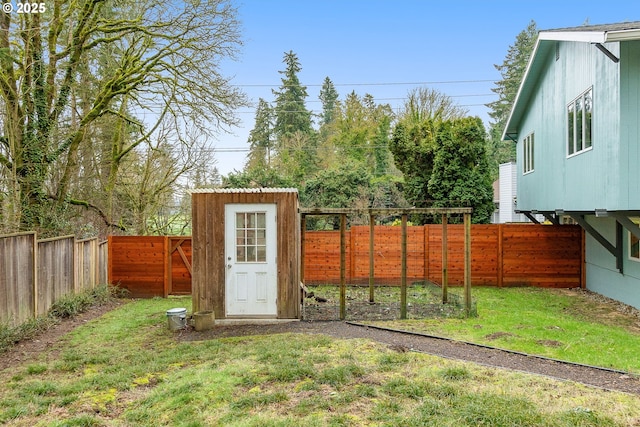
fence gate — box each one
[168,237,192,295]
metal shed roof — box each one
[189,188,298,194]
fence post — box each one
[92,238,98,289]
[107,235,113,287]
[369,212,375,303]
[497,224,504,287]
[32,232,38,320]
[164,236,170,298]
[581,227,586,288]
[424,225,429,286]
[300,214,306,290]
[349,224,356,284]
[441,214,448,304]
[73,238,79,293]
[340,213,346,320]
[464,212,472,316]
[400,213,407,319]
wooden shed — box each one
[191,188,300,320]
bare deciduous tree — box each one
[0,0,246,234]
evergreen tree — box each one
[270,51,317,184]
[318,77,339,127]
[428,117,495,223]
[246,98,274,170]
[272,51,313,138]
[487,20,538,169]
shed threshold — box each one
[215,319,300,326]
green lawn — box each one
[1,288,640,426]
[365,286,640,373]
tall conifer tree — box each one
[271,51,317,183]
[272,51,313,138]
[246,98,273,170]
[318,77,339,127]
[487,20,538,167]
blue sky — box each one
[214,0,639,175]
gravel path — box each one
[181,320,640,395]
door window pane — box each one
[236,213,245,228]
[235,211,267,263]
[237,246,245,262]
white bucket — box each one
[166,308,187,331]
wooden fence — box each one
[108,236,192,298]
[106,223,583,300]
[0,232,108,327]
[304,224,584,288]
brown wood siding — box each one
[304,224,583,288]
[191,191,300,319]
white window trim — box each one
[566,87,593,158]
[523,132,534,175]
[629,218,640,262]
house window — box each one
[523,132,534,174]
[567,88,593,156]
[629,218,640,262]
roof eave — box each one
[539,31,606,43]
[501,38,551,142]
[606,28,640,42]
[538,28,640,43]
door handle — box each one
[227,264,232,269]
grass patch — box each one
[1,295,640,426]
[0,285,119,354]
[368,286,640,373]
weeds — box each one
[0,316,57,353]
[0,285,119,353]
[49,284,115,318]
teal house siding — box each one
[504,22,640,310]
[585,217,640,309]
[621,41,640,209]
[516,40,622,211]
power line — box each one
[232,103,493,114]
[234,79,496,88]
[131,102,496,116]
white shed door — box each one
[225,204,277,316]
